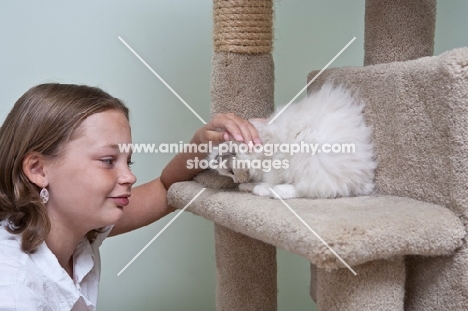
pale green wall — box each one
[0,1,466,310]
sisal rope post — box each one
[213,0,273,54]
[211,0,275,120]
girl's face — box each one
[44,110,136,234]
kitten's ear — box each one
[207,146,220,163]
[233,169,251,184]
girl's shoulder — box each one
[0,220,25,257]
[0,239,48,310]
[0,221,38,281]
[0,221,48,308]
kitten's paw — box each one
[252,184,272,197]
[238,183,257,193]
[270,184,299,199]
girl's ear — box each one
[22,153,48,187]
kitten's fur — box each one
[209,83,376,199]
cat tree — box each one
[168,0,468,309]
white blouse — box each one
[0,221,112,311]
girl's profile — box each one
[0,83,260,310]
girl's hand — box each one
[192,113,263,146]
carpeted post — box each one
[215,225,277,311]
[211,0,276,310]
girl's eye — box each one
[101,158,114,166]
[127,160,134,167]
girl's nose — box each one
[119,166,137,185]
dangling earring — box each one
[40,184,49,204]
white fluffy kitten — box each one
[209,83,376,199]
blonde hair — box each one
[0,83,129,253]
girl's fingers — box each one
[204,113,263,146]
[223,113,262,144]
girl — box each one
[0,83,260,310]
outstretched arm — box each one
[109,113,261,236]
